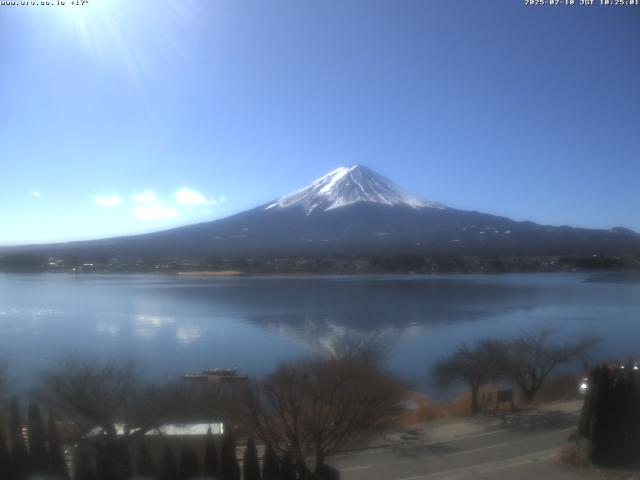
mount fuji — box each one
[6,165,640,260]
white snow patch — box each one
[265,166,445,215]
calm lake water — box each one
[0,272,639,394]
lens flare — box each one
[37,0,200,89]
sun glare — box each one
[38,0,199,88]
[53,0,128,42]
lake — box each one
[0,272,639,395]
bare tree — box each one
[504,329,599,402]
[35,354,202,480]
[432,339,507,413]
[243,354,406,479]
[36,354,141,438]
[36,354,194,439]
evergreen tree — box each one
[137,439,156,478]
[160,446,178,480]
[74,447,96,480]
[203,426,219,479]
[48,414,70,479]
[589,366,614,465]
[95,440,118,480]
[179,444,199,480]
[116,441,132,480]
[0,425,12,480]
[242,437,260,480]
[279,451,296,480]
[27,402,49,475]
[220,431,240,480]
[261,443,279,480]
[581,363,640,468]
[314,464,340,480]
[10,398,29,480]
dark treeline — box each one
[0,254,50,272]
[0,400,68,480]
[0,404,331,480]
[1,252,638,274]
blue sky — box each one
[1,0,638,245]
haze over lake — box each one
[1,272,638,394]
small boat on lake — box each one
[183,368,248,381]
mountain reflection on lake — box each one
[0,273,638,394]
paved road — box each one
[329,407,588,480]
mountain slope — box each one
[4,166,640,259]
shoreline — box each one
[176,270,247,277]
[0,269,639,280]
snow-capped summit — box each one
[266,165,445,214]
